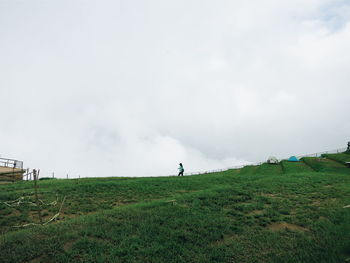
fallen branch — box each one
[3,196,58,207]
[13,223,41,228]
[4,197,24,207]
[12,196,66,228]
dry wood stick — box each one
[33,169,43,224]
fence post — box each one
[12,165,15,182]
[33,169,43,224]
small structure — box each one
[0,157,25,182]
[288,156,299,162]
[347,141,350,151]
[267,156,279,164]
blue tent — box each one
[288,156,299,162]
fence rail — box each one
[296,147,348,158]
[0,157,23,169]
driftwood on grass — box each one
[4,167,67,228]
[3,196,58,207]
[13,196,66,228]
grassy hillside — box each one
[302,157,350,173]
[280,160,314,173]
[0,153,349,263]
[322,153,350,165]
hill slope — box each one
[0,153,350,263]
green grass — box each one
[322,153,350,165]
[0,171,241,234]
[0,153,350,263]
[256,163,283,175]
[238,165,259,175]
[281,160,314,173]
[302,157,350,174]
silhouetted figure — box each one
[178,163,184,176]
[347,141,350,151]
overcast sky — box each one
[0,0,349,178]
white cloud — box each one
[0,0,349,177]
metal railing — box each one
[296,147,348,158]
[0,157,23,169]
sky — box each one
[0,0,349,178]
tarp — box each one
[288,156,299,162]
[267,156,278,164]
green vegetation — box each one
[0,153,349,262]
[237,165,259,175]
[322,153,350,165]
[302,157,350,174]
[256,163,283,175]
[281,160,314,173]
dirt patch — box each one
[312,200,322,206]
[290,210,297,215]
[176,190,198,193]
[87,235,114,245]
[28,211,40,221]
[0,181,12,184]
[120,199,135,205]
[267,222,309,232]
[283,194,299,198]
[88,236,108,242]
[28,210,53,220]
[8,209,21,217]
[261,193,278,198]
[247,210,264,216]
[324,185,332,188]
[63,240,75,252]
[213,235,238,246]
[240,201,254,205]
[27,255,45,263]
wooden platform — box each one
[0,166,25,181]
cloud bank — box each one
[0,0,349,177]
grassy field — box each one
[322,153,350,165]
[280,160,314,173]
[302,157,350,174]
[0,153,349,262]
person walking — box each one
[178,163,184,176]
